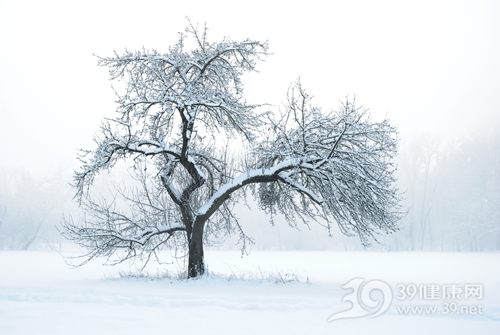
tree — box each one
[62,22,402,278]
[435,131,500,251]
[0,167,69,250]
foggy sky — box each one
[1,0,499,178]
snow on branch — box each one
[65,22,402,276]
[63,166,187,267]
[248,81,402,245]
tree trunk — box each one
[187,222,205,278]
[408,217,415,251]
[496,229,500,250]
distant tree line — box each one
[1,124,498,253]
[0,167,72,250]
[380,127,500,251]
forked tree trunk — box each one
[187,222,205,278]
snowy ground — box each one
[1,249,499,334]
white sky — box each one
[1,0,499,178]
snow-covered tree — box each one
[62,23,402,278]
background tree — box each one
[385,122,500,253]
[62,22,402,278]
[435,132,500,251]
[0,167,70,250]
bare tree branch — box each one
[63,21,402,278]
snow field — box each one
[0,250,499,334]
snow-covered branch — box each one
[65,22,402,277]
[249,82,402,245]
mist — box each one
[1,0,499,252]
